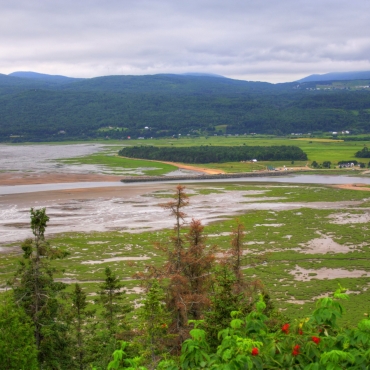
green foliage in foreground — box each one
[0,293,38,369]
[118,145,308,163]
[107,287,370,369]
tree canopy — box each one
[118,145,308,163]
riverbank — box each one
[121,170,300,183]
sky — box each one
[1,0,370,83]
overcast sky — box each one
[1,0,370,83]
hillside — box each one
[0,73,369,141]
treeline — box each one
[118,145,308,163]
[2,187,370,369]
[355,146,370,158]
[1,74,370,142]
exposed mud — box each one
[330,183,370,192]
[255,223,284,227]
[328,212,370,225]
[81,256,151,264]
[297,232,358,254]
[0,186,365,245]
[0,143,109,175]
[290,265,370,281]
[0,246,20,254]
[0,172,123,186]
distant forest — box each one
[0,73,370,142]
[118,145,308,163]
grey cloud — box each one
[1,0,370,82]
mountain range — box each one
[0,71,369,142]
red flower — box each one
[292,345,300,356]
[312,336,320,344]
[161,323,168,328]
[298,329,303,335]
[282,323,290,334]
[251,347,259,356]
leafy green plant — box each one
[107,341,147,370]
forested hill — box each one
[0,72,370,142]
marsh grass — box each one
[58,153,177,176]
[1,182,370,324]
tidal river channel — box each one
[2,174,370,195]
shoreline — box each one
[120,170,300,183]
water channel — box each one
[1,174,370,195]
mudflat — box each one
[0,172,123,186]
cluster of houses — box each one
[338,162,355,168]
[332,130,350,135]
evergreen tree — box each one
[205,221,265,350]
[91,267,132,369]
[138,280,172,367]
[11,208,70,367]
[0,292,38,369]
[70,283,96,370]
[97,267,130,335]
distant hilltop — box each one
[298,71,370,83]
[8,71,226,82]
[7,70,370,84]
[8,71,82,84]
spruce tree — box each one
[70,283,96,370]
[91,267,132,368]
[12,207,70,367]
[138,280,171,367]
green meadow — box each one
[52,136,370,174]
[59,152,177,176]
[2,182,370,326]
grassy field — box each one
[2,182,370,326]
[134,136,370,164]
[45,136,370,175]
